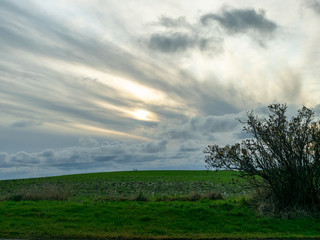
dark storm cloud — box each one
[148,33,195,53]
[158,16,190,28]
[201,8,277,35]
[147,15,223,53]
[149,16,200,53]
[306,0,320,15]
[148,7,278,53]
[148,32,222,53]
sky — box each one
[1,0,320,179]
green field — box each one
[0,170,320,239]
[0,170,247,201]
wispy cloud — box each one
[10,120,43,128]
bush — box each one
[187,192,202,201]
[205,191,223,200]
[134,192,149,202]
[7,183,70,201]
[155,191,223,201]
[204,104,320,213]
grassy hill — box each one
[0,170,320,239]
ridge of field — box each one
[0,170,247,200]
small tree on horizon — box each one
[204,103,320,212]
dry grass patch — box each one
[7,183,70,201]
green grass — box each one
[1,200,320,239]
[0,170,320,239]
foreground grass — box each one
[1,170,320,239]
[1,199,320,239]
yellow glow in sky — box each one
[133,110,149,120]
[130,109,159,122]
[74,124,150,141]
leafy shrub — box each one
[9,194,23,201]
[187,192,202,201]
[204,104,320,213]
[134,192,149,202]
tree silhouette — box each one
[204,104,320,212]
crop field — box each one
[0,170,248,201]
[1,170,320,239]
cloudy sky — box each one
[1,0,320,179]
